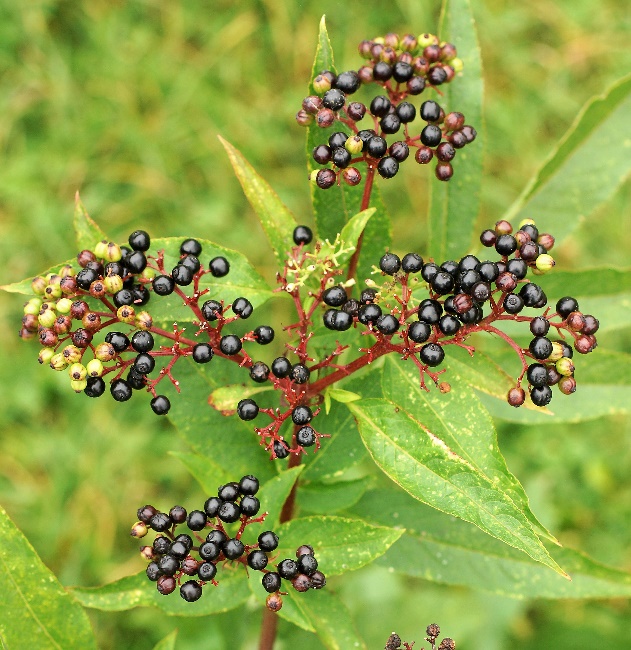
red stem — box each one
[346,166,376,282]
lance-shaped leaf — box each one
[504,74,631,244]
[168,450,232,494]
[353,488,631,599]
[153,631,178,650]
[208,383,274,414]
[74,192,110,251]
[219,136,297,267]
[297,478,368,515]
[71,571,249,616]
[305,16,391,282]
[275,516,404,575]
[251,465,304,533]
[0,259,75,295]
[347,399,566,575]
[428,0,484,260]
[0,505,97,649]
[381,355,555,541]
[335,208,375,266]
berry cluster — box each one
[132,475,325,609]
[22,231,276,415]
[385,623,455,650]
[296,31,475,185]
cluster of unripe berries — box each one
[131,475,325,608]
[21,230,276,415]
[385,623,455,650]
[296,32,475,185]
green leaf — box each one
[305,17,391,283]
[145,237,274,325]
[167,359,276,484]
[168,451,232,494]
[335,208,376,266]
[219,136,297,267]
[297,478,367,515]
[481,348,631,423]
[347,398,565,575]
[0,259,76,295]
[275,515,404,575]
[153,630,178,650]
[326,387,362,404]
[428,0,484,261]
[505,74,631,243]
[354,488,631,599]
[256,465,304,532]
[71,570,250,616]
[74,192,109,251]
[0,505,96,649]
[380,356,555,541]
[208,384,274,414]
[287,589,367,650]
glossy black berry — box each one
[192,343,214,364]
[376,314,399,335]
[531,385,553,407]
[506,258,528,279]
[529,336,553,360]
[187,510,208,531]
[380,114,401,134]
[530,316,550,336]
[277,559,298,580]
[180,581,202,602]
[478,261,499,282]
[458,269,481,292]
[218,483,240,501]
[419,343,445,367]
[254,325,274,345]
[373,61,393,81]
[201,299,222,321]
[503,293,524,314]
[273,440,290,459]
[129,230,150,251]
[380,253,401,275]
[370,95,391,117]
[125,251,147,274]
[198,562,217,582]
[153,535,171,554]
[418,299,442,323]
[440,260,458,275]
[313,144,332,164]
[131,330,154,353]
[291,364,310,384]
[328,132,347,149]
[239,475,260,496]
[169,540,189,559]
[258,530,279,552]
[439,315,460,336]
[150,395,171,415]
[420,124,442,147]
[331,147,351,168]
[323,286,348,307]
[209,256,230,277]
[203,497,223,518]
[247,549,268,571]
[431,271,455,295]
[262,572,281,593]
[84,376,106,398]
[334,70,361,94]
[240,495,260,517]
[296,426,316,447]
[232,297,253,319]
[393,59,414,82]
[401,253,423,273]
[170,507,188,525]
[171,264,193,286]
[158,555,180,576]
[178,239,200,256]
[495,234,518,256]
[134,353,155,375]
[527,363,548,388]
[146,562,161,581]
[218,501,241,523]
[358,303,382,324]
[389,141,410,161]
[237,399,259,421]
[421,262,440,283]
[113,289,134,308]
[150,512,173,533]
[292,406,313,425]
[420,100,441,122]
[152,275,175,296]
[249,361,270,383]
[297,554,318,576]
[556,296,579,318]
[360,288,377,304]
[223,538,245,560]
[206,529,228,545]
[110,378,132,402]
[271,357,291,378]
[366,136,388,158]
[127,368,146,390]
[132,284,151,306]
[408,321,431,343]
[220,335,242,356]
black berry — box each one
[220,335,242,356]
[419,343,445,367]
[110,379,132,402]
[180,581,202,602]
[209,256,230,277]
[258,530,279,552]
[150,395,171,415]
[152,275,175,296]
[180,239,202,256]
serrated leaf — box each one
[505,74,631,243]
[153,630,178,650]
[381,356,555,542]
[256,465,304,532]
[429,0,484,261]
[297,478,367,515]
[145,237,274,325]
[167,360,275,484]
[219,136,297,267]
[275,515,404,575]
[348,397,565,575]
[71,571,249,616]
[208,384,274,414]
[0,505,97,649]
[74,192,110,251]
[0,259,76,295]
[354,488,631,599]
[287,589,367,650]
[305,17,391,283]
[168,451,232,494]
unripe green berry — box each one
[313,74,332,94]
[548,342,565,362]
[38,348,55,365]
[23,300,41,316]
[59,264,74,278]
[50,353,68,371]
[345,135,363,154]
[141,267,156,281]
[31,276,47,295]
[95,343,117,362]
[104,242,122,262]
[103,275,124,294]
[418,33,438,48]
[136,311,153,330]
[450,57,464,73]
[62,345,82,364]
[535,254,555,273]
[70,378,88,393]
[94,240,108,258]
[518,218,536,229]
[56,298,73,314]
[38,309,57,328]
[86,358,104,377]
[68,363,87,381]
[555,357,575,377]
[44,283,62,300]
[130,521,148,538]
[117,305,136,324]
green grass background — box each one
[0,1,630,648]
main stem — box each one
[346,166,376,282]
[258,444,302,650]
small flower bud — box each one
[38,347,55,365]
[103,275,124,294]
[70,378,88,393]
[438,639,456,650]
[313,74,332,94]
[56,298,73,314]
[535,254,555,273]
[400,33,418,52]
[31,276,47,295]
[62,345,82,363]
[95,342,117,362]
[117,305,136,324]
[135,311,153,330]
[556,357,575,376]
[59,264,74,278]
[50,353,68,371]
[130,521,148,538]
[104,242,122,262]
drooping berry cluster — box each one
[296,32,476,185]
[131,475,325,609]
[22,231,276,415]
[385,624,455,650]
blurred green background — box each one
[0,1,630,648]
